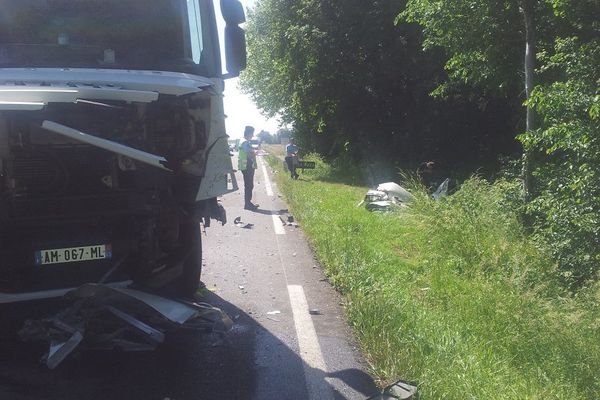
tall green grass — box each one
[267,154,600,399]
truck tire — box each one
[177,222,203,298]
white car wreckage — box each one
[360,180,450,212]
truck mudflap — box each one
[18,284,233,369]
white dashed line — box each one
[287,285,334,400]
[259,157,285,235]
[272,214,286,235]
[263,159,331,398]
[260,158,274,197]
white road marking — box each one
[259,157,285,235]
[272,214,286,235]
[266,180,332,398]
[287,284,334,400]
[260,158,274,197]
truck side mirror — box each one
[221,0,245,25]
[224,26,247,78]
[221,0,247,78]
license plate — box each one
[34,244,112,266]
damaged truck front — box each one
[0,0,246,306]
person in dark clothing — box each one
[284,137,299,179]
[238,126,259,210]
[417,161,435,189]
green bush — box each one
[521,37,600,287]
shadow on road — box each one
[0,292,376,400]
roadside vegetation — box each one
[268,154,599,399]
[247,0,599,397]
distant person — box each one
[285,138,299,179]
[238,126,259,210]
[417,161,435,189]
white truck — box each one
[0,0,246,304]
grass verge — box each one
[267,153,600,399]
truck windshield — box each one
[0,0,221,77]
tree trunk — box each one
[521,0,536,201]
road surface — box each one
[0,153,377,400]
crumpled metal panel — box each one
[19,284,233,369]
[195,78,238,200]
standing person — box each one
[416,161,435,189]
[285,137,299,179]
[238,126,259,210]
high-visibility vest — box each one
[238,141,256,171]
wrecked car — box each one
[360,180,450,212]
[359,182,415,212]
[0,0,247,306]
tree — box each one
[402,0,600,285]
[520,1,600,285]
[257,130,275,144]
[242,0,521,175]
[400,0,557,198]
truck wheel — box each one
[177,222,203,298]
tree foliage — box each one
[523,12,600,285]
[241,0,521,180]
[401,0,600,284]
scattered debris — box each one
[278,211,299,227]
[366,380,418,400]
[234,216,254,229]
[18,284,232,369]
[432,178,450,200]
[309,309,322,316]
[238,285,245,290]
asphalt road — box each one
[0,153,377,400]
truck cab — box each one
[0,0,246,302]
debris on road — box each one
[309,309,323,316]
[366,379,418,399]
[278,211,299,227]
[233,216,254,229]
[266,310,281,315]
[18,284,233,369]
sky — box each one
[214,0,281,139]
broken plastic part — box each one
[432,178,450,200]
[42,121,171,172]
[366,379,418,400]
[19,284,233,368]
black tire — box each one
[177,222,203,298]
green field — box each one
[267,153,600,399]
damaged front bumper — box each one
[18,283,232,369]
